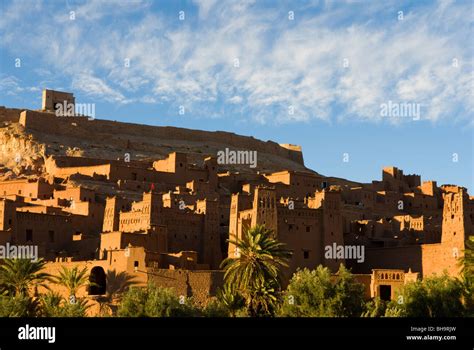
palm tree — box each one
[53,266,90,300]
[247,281,278,316]
[39,291,63,317]
[0,258,51,297]
[217,284,245,317]
[458,273,474,316]
[39,291,91,317]
[96,269,138,316]
[461,238,474,277]
[220,225,292,316]
[459,238,474,315]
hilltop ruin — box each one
[0,90,472,312]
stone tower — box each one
[441,186,470,261]
[41,89,75,113]
[103,196,129,232]
[196,199,222,269]
[310,187,345,272]
[204,156,218,189]
[251,186,278,233]
[142,191,162,227]
[227,187,277,259]
[229,193,241,244]
[228,193,243,259]
[0,199,16,234]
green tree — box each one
[58,298,90,317]
[53,266,90,300]
[461,238,474,277]
[459,273,474,316]
[0,295,38,317]
[332,265,366,316]
[216,284,245,317]
[247,280,280,316]
[362,297,387,317]
[459,238,474,315]
[0,259,51,297]
[117,284,199,317]
[96,269,138,316]
[39,291,90,317]
[201,297,230,317]
[279,264,365,317]
[39,291,63,317]
[220,225,292,316]
[388,274,465,317]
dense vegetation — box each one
[0,232,472,317]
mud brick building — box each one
[0,90,472,311]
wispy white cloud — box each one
[71,73,126,103]
[0,75,41,96]
[228,96,243,104]
[0,0,471,124]
[62,0,151,22]
[0,76,23,95]
[192,0,219,20]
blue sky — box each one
[0,0,472,191]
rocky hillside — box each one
[0,122,46,178]
[0,108,316,180]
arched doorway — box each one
[88,266,106,295]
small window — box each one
[26,229,33,241]
[306,226,310,232]
[303,250,309,259]
[48,230,55,243]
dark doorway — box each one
[88,266,106,295]
[26,229,33,242]
[379,285,392,301]
[303,250,309,259]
